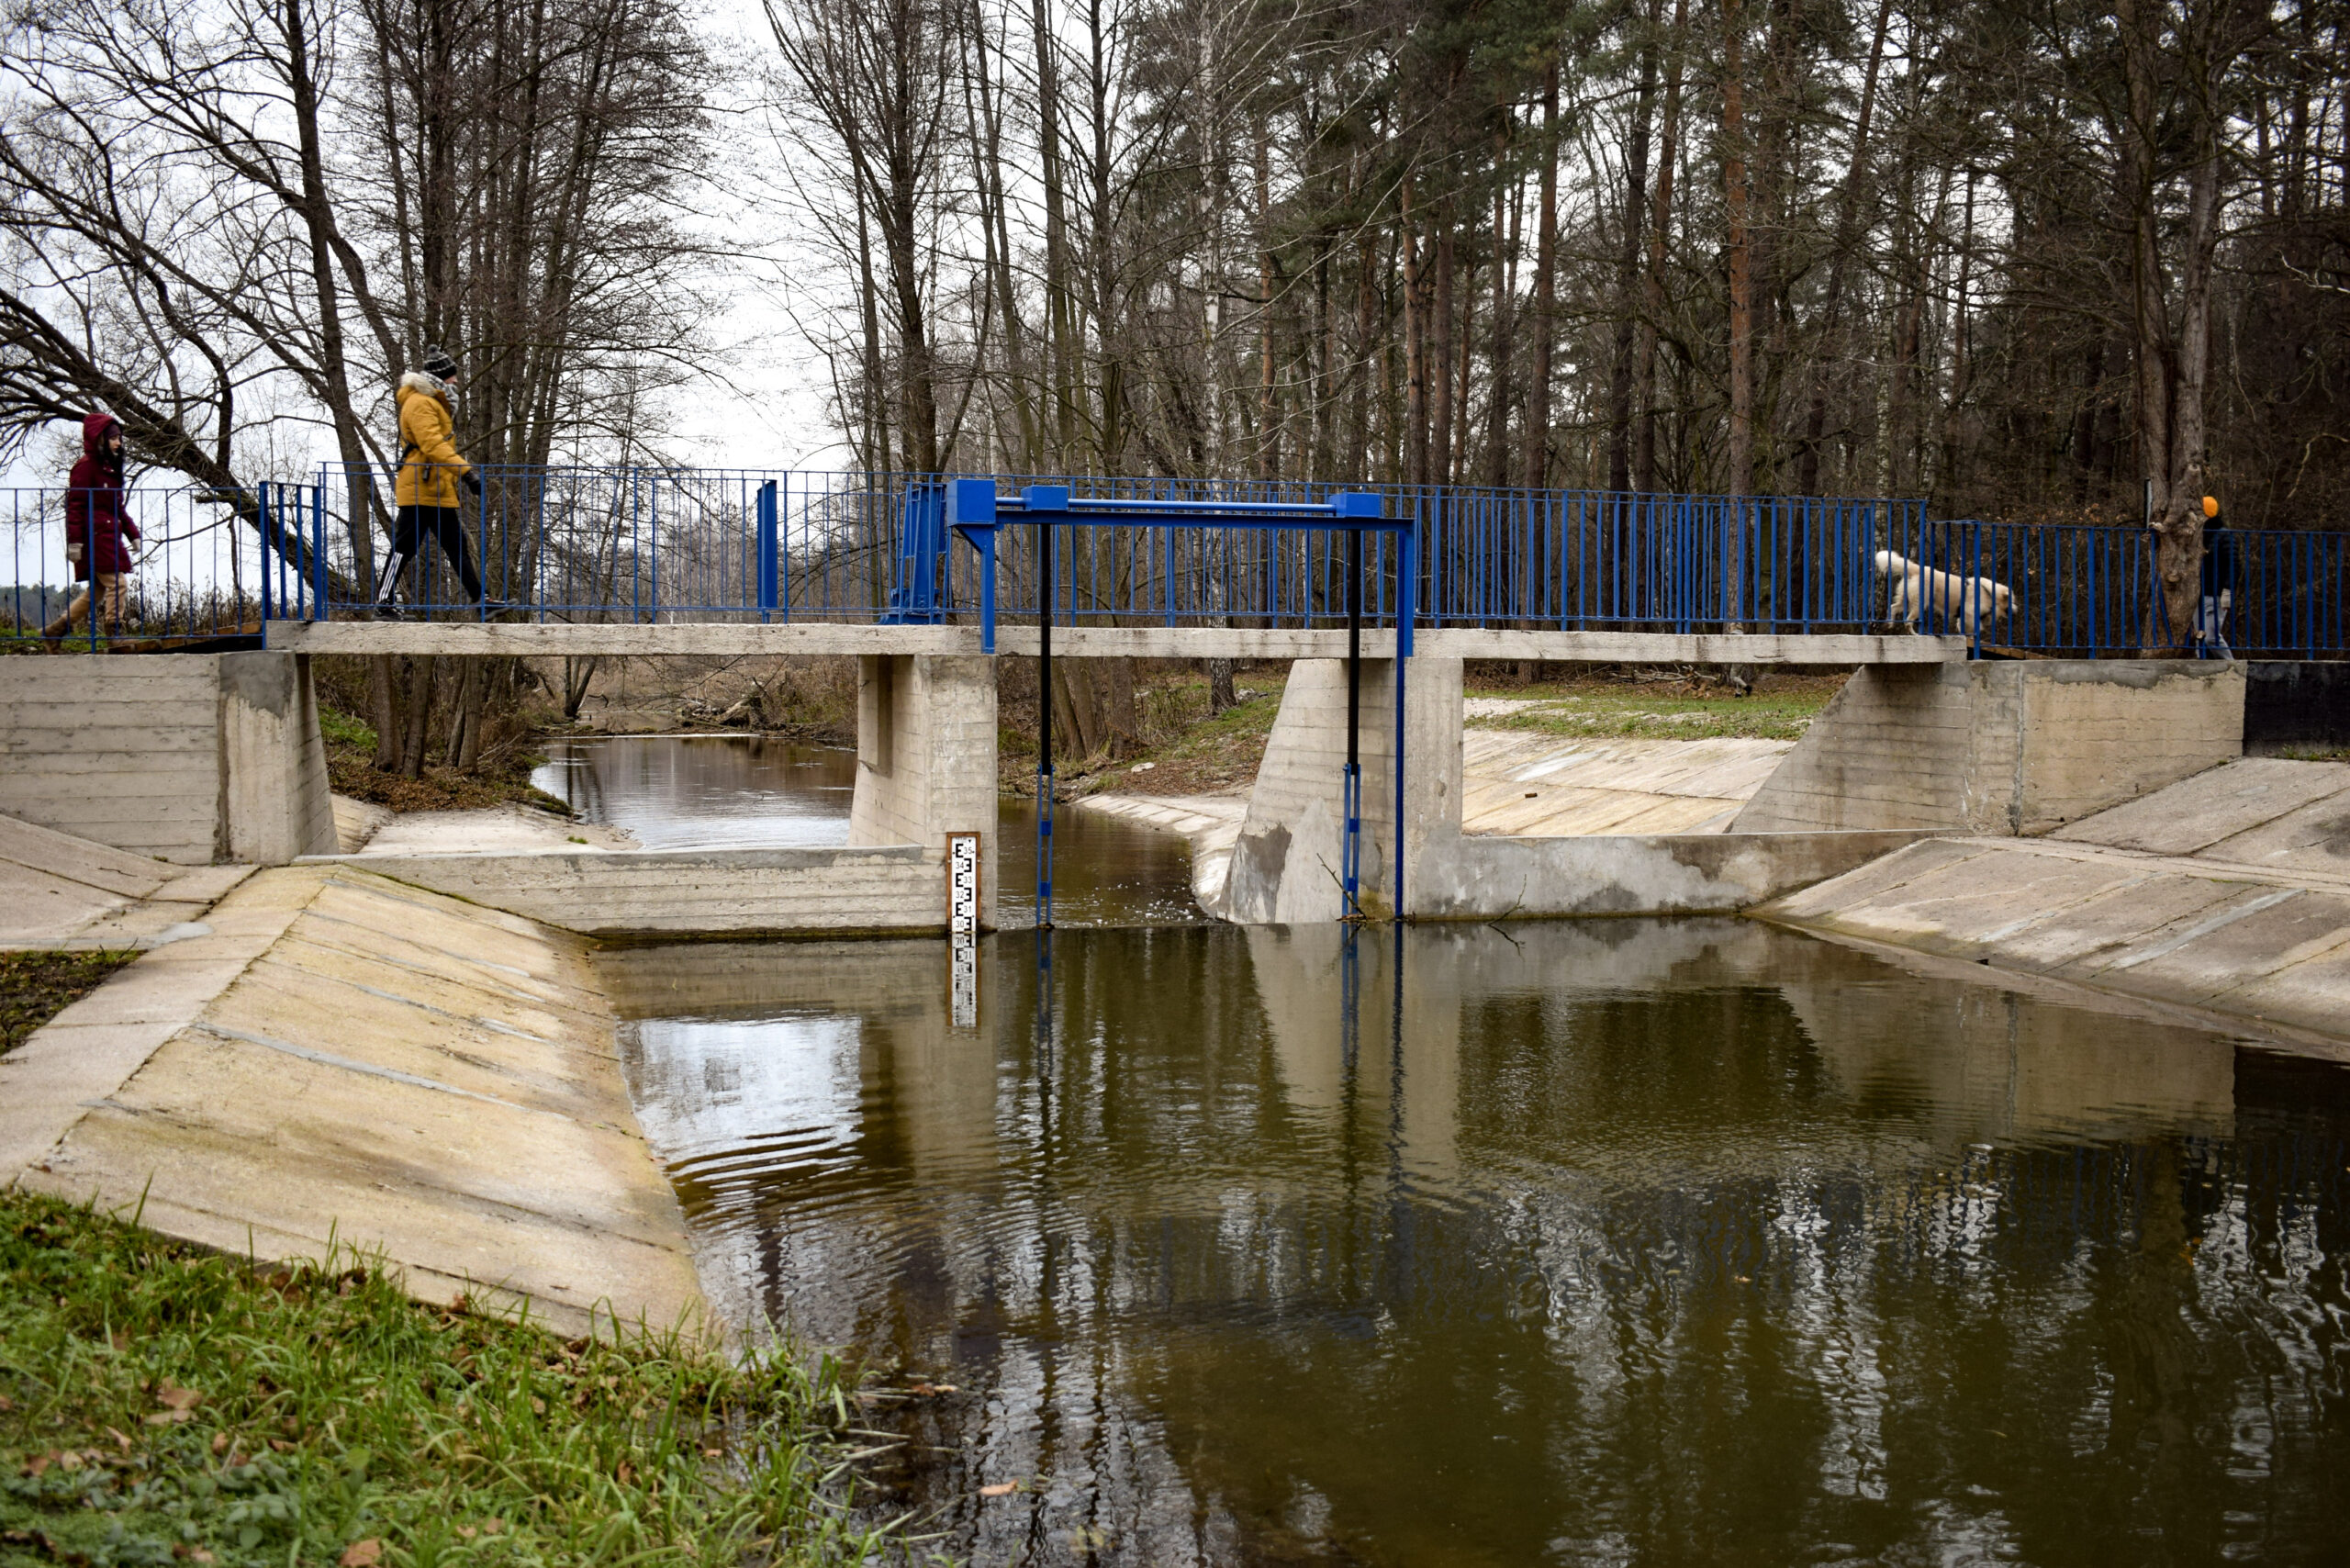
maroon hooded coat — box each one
[65,411,140,579]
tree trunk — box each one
[1400,176,1429,489]
[456,657,487,772]
[401,656,435,779]
[1722,0,1752,642]
[1207,658,1237,713]
[1608,8,1661,491]
[1431,207,1456,487]
[1633,0,1688,494]
[1796,0,1890,496]
[562,655,598,720]
[1096,656,1139,755]
[1524,61,1559,489]
[369,655,401,771]
[1487,141,1516,490]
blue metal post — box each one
[1969,521,1983,657]
[305,486,319,620]
[258,482,272,625]
[1026,485,1069,928]
[756,479,778,622]
[947,479,998,651]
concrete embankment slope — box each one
[1762,757,2350,1056]
[1,862,709,1337]
[0,812,254,950]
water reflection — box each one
[603,922,2350,1566]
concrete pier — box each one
[1732,660,2244,835]
[1214,657,1462,923]
[849,654,1001,928]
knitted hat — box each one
[420,345,459,381]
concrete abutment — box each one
[1731,660,2244,835]
[1,652,335,866]
[848,654,1000,928]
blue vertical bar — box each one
[1969,521,1983,657]
[756,479,778,622]
[311,486,327,621]
[258,482,272,624]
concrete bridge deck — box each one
[263,621,1968,665]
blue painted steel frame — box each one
[943,479,1412,651]
[944,479,1419,914]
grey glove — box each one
[462,471,483,497]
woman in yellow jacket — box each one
[375,345,495,616]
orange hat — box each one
[2203,496,2220,518]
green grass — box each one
[2,952,140,1056]
[318,709,378,752]
[0,1192,895,1568]
[1468,689,1831,743]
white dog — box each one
[1874,548,2014,634]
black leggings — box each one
[377,504,484,602]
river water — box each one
[560,736,2350,1565]
[533,735,1204,927]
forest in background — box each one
[770,0,2350,554]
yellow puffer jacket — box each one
[394,373,473,508]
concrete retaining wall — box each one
[849,654,999,925]
[318,845,946,938]
[1410,830,1938,919]
[1731,660,2244,835]
[0,653,335,865]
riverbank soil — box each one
[0,952,138,1055]
[0,1189,887,1568]
[1004,663,1292,798]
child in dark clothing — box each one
[42,410,140,643]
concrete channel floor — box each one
[1763,757,2350,1057]
[2,853,711,1338]
[1079,731,1797,907]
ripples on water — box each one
[603,920,2350,1567]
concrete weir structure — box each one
[1212,656,1952,922]
[5,644,2270,938]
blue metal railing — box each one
[6,465,2342,660]
[2,483,330,647]
[292,466,1935,634]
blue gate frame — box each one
[944,481,1415,923]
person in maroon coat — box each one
[41,410,141,643]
